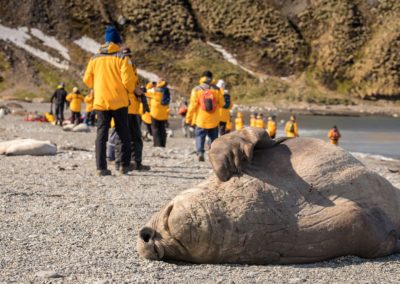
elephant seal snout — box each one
[137,227,165,260]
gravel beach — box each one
[1,104,400,283]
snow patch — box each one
[30,28,70,60]
[73,36,100,54]
[74,36,161,82]
[207,41,262,80]
[0,24,69,70]
[207,41,291,83]
[137,69,160,83]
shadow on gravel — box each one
[161,253,400,268]
[148,170,209,175]
[154,165,208,169]
[138,173,205,180]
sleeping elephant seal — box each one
[137,128,400,264]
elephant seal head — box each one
[136,202,191,261]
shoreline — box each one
[2,96,400,118]
[236,102,400,118]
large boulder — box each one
[137,128,400,264]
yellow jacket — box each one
[146,87,170,121]
[235,117,244,130]
[83,43,137,111]
[285,121,299,137]
[186,84,223,129]
[84,94,94,113]
[142,111,152,125]
[250,117,256,127]
[66,93,84,112]
[219,103,232,122]
[255,118,265,129]
[45,112,55,123]
[226,118,232,131]
[267,120,277,137]
[328,129,341,145]
[187,91,198,126]
[128,93,141,115]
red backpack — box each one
[332,129,339,140]
[199,89,217,113]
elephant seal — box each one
[137,128,400,264]
[0,139,57,156]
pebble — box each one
[35,271,63,278]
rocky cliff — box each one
[0,0,399,103]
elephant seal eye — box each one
[139,227,153,243]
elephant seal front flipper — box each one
[209,128,280,182]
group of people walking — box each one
[77,25,342,176]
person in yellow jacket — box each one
[66,87,84,125]
[146,79,170,147]
[84,90,95,126]
[285,115,299,138]
[235,112,244,131]
[83,25,137,176]
[112,49,151,171]
[141,82,154,140]
[255,114,265,129]
[217,79,232,136]
[328,125,341,145]
[267,115,277,138]
[185,70,224,161]
[250,113,257,127]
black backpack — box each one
[222,94,231,109]
[158,87,170,106]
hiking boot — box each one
[136,164,150,171]
[119,162,136,175]
[115,163,120,171]
[119,167,130,175]
[198,154,205,162]
[97,169,112,176]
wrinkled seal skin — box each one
[137,128,400,264]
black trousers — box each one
[55,103,64,122]
[85,111,96,126]
[115,114,143,165]
[151,118,167,147]
[95,108,131,170]
[144,123,152,136]
[219,121,227,136]
[71,111,81,125]
[129,114,143,163]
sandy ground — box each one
[1,105,400,283]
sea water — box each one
[278,115,400,159]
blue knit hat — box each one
[104,25,122,44]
